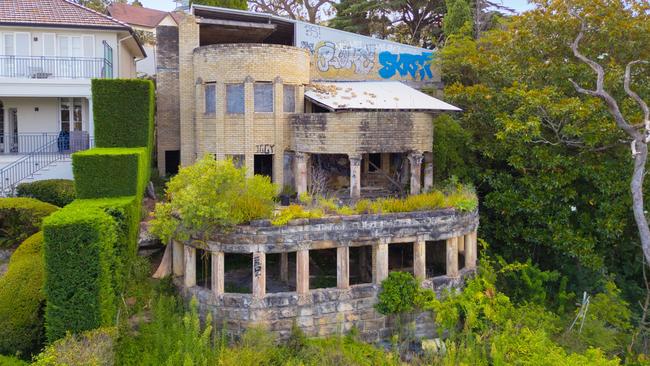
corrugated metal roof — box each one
[305,81,461,112]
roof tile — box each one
[0,0,130,29]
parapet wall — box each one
[173,209,479,341]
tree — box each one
[384,0,446,48]
[248,0,335,24]
[131,0,143,6]
[329,0,391,38]
[71,0,126,13]
[435,0,650,303]
[443,0,472,37]
[192,0,247,9]
[567,5,650,267]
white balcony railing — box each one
[0,56,112,79]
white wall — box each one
[1,97,90,134]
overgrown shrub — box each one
[0,355,28,366]
[0,197,58,248]
[91,79,154,150]
[32,327,117,366]
[271,204,324,226]
[376,272,432,315]
[0,233,46,358]
[72,148,148,199]
[16,179,76,207]
[150,156,277,242]
[43,207,118,342]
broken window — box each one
[226,154,245,168]
[226,84,244,114]
[283,85,296,113]
[388,242,414,274]
[254,83,274,113]
[309,248,337,289]
[224,253,252,294]
[204,83,216,115]
[196,248,211,289]
[265,252,296,293]
[426,240,447,277]
[349,246,373,285]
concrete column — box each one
[172,240,184,277]
[446,237,459,278]
[408,152,423,195]
[337,246,350,289]
[374,240,389,284]
[184,245,196,287]
[458,235,465,255]
[87,97,94,143]
[295,152,308,196]
[296,249,309,294]
[465,231,477,269]
[414,237,426,279]
[211,251,224,296]
[252,252,266,298]
[280,252,289,283]
[424,152,433,192]
[349,154,362,200]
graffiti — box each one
[253,255,262,278]
[378,51,434,80]
[304,24,321,39]
[256,144,275,154]
[300,41,315,54]
[316,41,375,75]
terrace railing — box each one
[0,132,93,196]
[0,56,112,79]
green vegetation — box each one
[32,327,117,366]
[150,156,277,243]
[0,198,58,248]
[0,233,46,358]
[0,355,28,366]
[72,148,148,199]
[191,0,247,10]
[91,79,154,150]
[16,179,75,207]
[42,205,118,342]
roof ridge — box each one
[61,0,131,28]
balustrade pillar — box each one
[446,237,459,278]
[211,251,224,296]
[337,246,350,289]
[184,245,196,287]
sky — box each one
[139,0,538,14]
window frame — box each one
[204,82,216,115]
[253,82,274,113]
[226,83,245,115]
[283,84,296,113]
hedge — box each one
[43,207,118,342]
[67,196,139,293]
[0,198,59,248]
[16,179,76,207]
[91,79,154,150]
[0,233,46,357]
[72,148,148,200]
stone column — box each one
[408,152,424,195]
[414,237,426,279]
[252,252,266,299]
[295,152,308,196]
[349,154,362,200]
[296,249,309,295]
[211,251,224,296]
[458,235,465,255]
[424,152,434,192]
[465,231,477,269]
[374,240,389,284]
[280,252,289,283]
[337,246,350,289]
[172,240,184,277]
[446,237,459,278]
[184,245,196,287]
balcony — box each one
[0,56,112,79]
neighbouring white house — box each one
[107,3,179,77]
[0,0,146,193]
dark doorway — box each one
[254,154,273,179]
[165,150,180,175]
[368,153,381,172]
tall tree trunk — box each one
[632,141,650,263]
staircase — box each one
[0,134,91,196]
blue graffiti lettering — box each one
[378,51,434,80]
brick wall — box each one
[155,25,180,174]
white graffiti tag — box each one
[315,41,375,75]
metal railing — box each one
[1,133,59,154]
[0,132,93,196]
[0,56,112,79]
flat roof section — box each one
[304,81,461,112]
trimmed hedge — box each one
[0,198,59,248]
[43,207,118,342]
[67,196,139,293]
[0,233,46,357]
[72,148,148,199]
[91,79,154,150]
[16,179,76,207]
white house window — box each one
[254,83,273,113]
[60,98,83,132]
[204,83,216,115]
[283,85,296,113]
[226,84,245,114]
